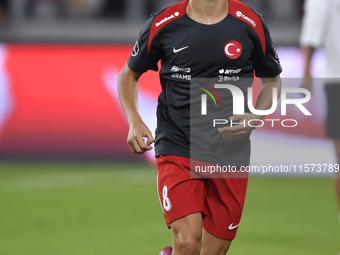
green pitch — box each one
[0,161,339,255]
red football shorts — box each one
[156,155,248,240]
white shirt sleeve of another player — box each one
[300,0,330,47]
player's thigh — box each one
[157,155,206,227]
[202,177,248,240]
[200,228,232,255]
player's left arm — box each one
[218,75,281,141]
[219,11,282,140]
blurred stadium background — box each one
[0,0,339,254]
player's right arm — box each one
[118,13,159,155]
[117,64,154,154]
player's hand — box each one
[127,119,155,154]
[217,113,258,141]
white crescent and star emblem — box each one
[225,43,236,56]
[224,40,242,59]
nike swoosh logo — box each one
[173,46,189,53]
[228,223,240,230]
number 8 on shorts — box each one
[162,186,172,212]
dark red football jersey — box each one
[127,0,282,166]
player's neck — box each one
[187,0,229,25]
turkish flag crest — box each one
[224,40,242,59]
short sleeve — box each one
[127,16,160,73]
[251,15,282,78]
